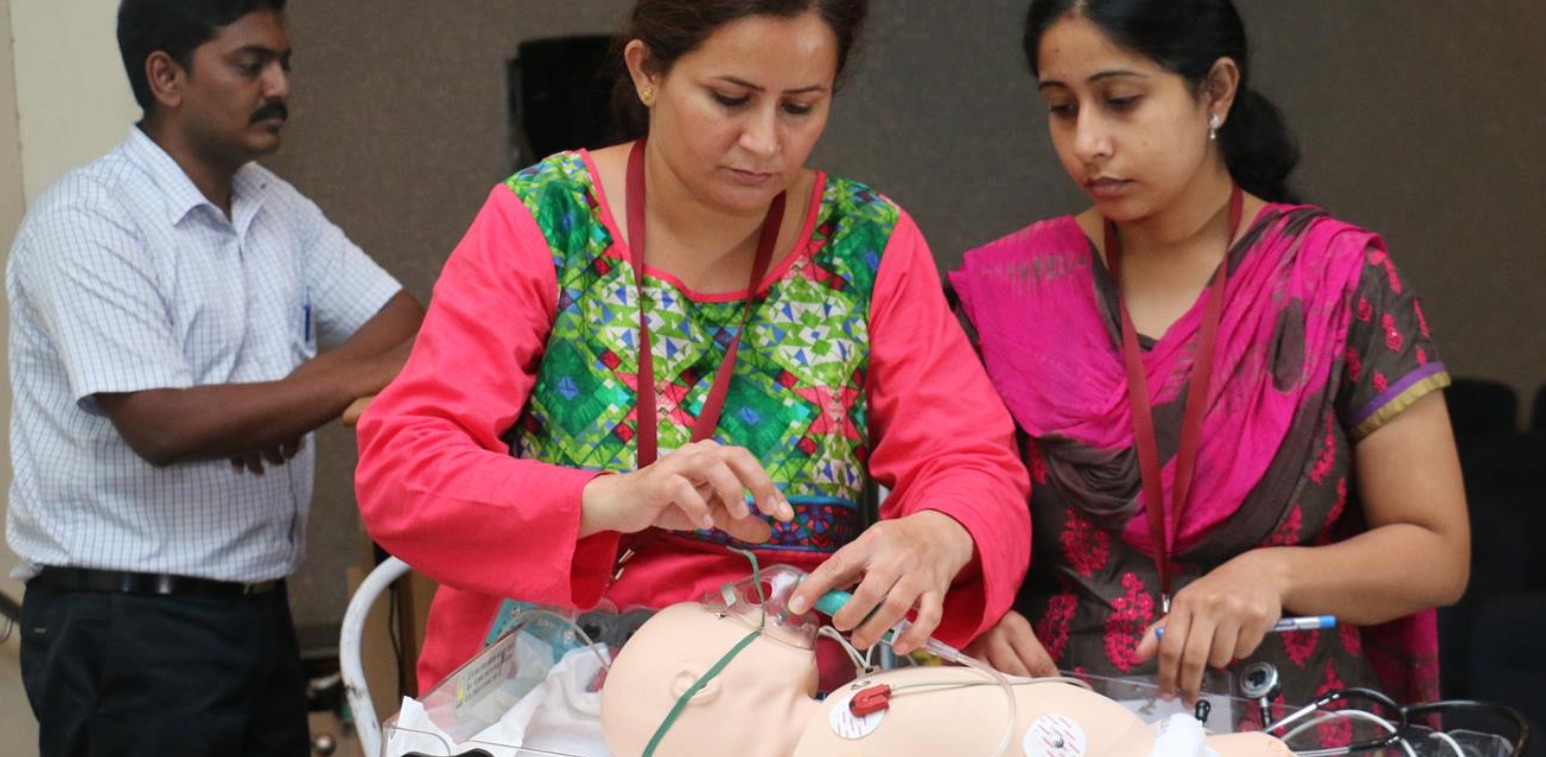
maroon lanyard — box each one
[626,139,785,466]
[1104,184,1242,609]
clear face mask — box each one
[699,563,820,649]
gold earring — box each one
[641,85,655,105]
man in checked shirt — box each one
[5,1,422,754]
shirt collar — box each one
[230,162,269,238]
[122,126,270,230]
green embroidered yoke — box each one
[504,152,899,554]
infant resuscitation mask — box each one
[700,563,820,649]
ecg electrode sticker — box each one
[1023,713,1088,757]
[827,683,887,740]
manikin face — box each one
[600,602,819,757]
[167,9,293,166]
[1035,13,1222,223]
[630,11,839,214]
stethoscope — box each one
[1240,661,1532,755]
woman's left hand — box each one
[1134,549,1288,705]
[787,510,976,654]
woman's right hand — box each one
[965,609,1059,677]
[579,440,794,543]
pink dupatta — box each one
[951,206,1440,702]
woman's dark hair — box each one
[610,0,869,140]
[117,0,288,113]
[1024,0,1300,203]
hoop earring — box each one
[1208,113,1222,141]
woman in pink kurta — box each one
[355,0,1029,689]
[954,0,1469,722]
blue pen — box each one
[1154,615,1336,640]
[302,287,313,345]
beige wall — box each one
[0,0,23,603]
[0,0,140,603]
[9,0,137,199]
[0,0,19,237]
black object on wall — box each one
[508,35,620,172]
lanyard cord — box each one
[641,548,767,757]
[1105,184,1243,605]
[615,141,786,576]
[625,139,785,467]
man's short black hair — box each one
[117,0,288,112]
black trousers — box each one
[19,581,309,757]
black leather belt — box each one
[30,566,281,598]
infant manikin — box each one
[600,566,1290,757]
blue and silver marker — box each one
[1154,615,1336,640]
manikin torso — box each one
[600,602,1290,756]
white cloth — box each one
[387,643,609,757]
[1149,713,1217,757]
[6,126,401,582]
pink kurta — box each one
[356,154,1030,688]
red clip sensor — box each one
[849,684,892,717]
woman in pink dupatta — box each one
[950,0,1470,722]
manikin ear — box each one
[1202,57,1242,128]
[145,50,187,111]
[669,669,723,705]
[622,39,660,106]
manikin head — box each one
[600,602,822,757]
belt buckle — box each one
[242,581,272,595]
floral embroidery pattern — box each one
[1103,573,1155,673]
[1283,628,1319,667]
[1062,510,1111,577]
[1382,314,1404,352]
[1265,505,1304,547]
[1037,592,1077,662]
[1310,417,1336,485]
[1312,480,1351,547]
[1339,622,1362,657]
[1367,248,1402,294]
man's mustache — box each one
[250,101,289,124]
